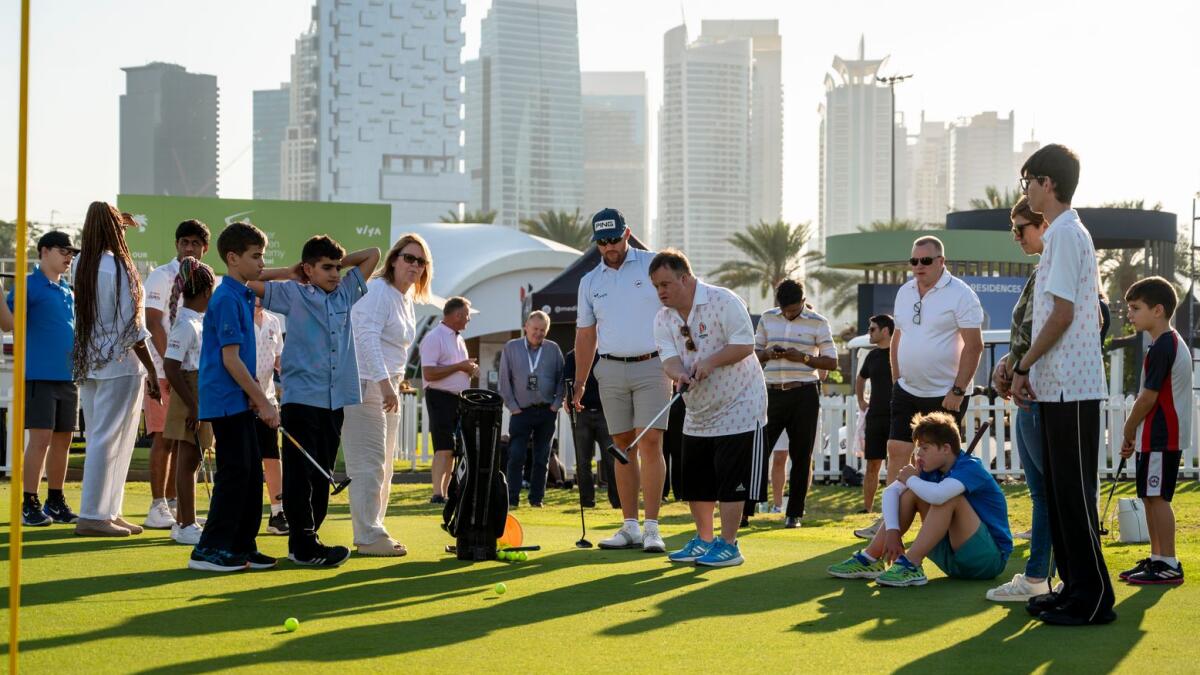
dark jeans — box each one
[281,403,345,557]
[198,410,262,555]
[572,408,618,507]
[754,385,820,519]
[505,406,557,506]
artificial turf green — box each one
[2,480,1198,673]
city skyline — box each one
[0,0,1196,233]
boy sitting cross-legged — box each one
[828,411,1012,586]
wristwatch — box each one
[951,386,965,397]
[801,353,811,365]
[1012,363,1030,376]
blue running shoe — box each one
[668,536,713,563]
[22,496,51,527]
[188,547,249,573]
[43,498,79,524]
[695,539,744,567]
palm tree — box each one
[438,209,496,224]
[969,185,1023,210]
[519,209,592,250]
[709,220,812,298]
[1095,200,1166,332]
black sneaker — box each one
[1127,560,1184,586]
[267,511,290,535]
[22,496,51,527]
[430,495,447,505]
[43,498,80,524]
[1119,557,1151,581]
[1025,591,1064,617]
[188,547,249,572]
[247,551,278,570]
[289,545,351,568]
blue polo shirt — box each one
[920,451,1013,558]
[263,267,367,410]
[198,275,257,420]
[7,267,74,381]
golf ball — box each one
[284,617,299,632]
[494,582,507,595]
[516,551,528,562]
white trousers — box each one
[341,376,401,545]
[78,374,145,521]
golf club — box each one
[1099,457,1128,536]
[564,379,593,548]
[446,544,541,554]
[606,382,689,465]
[194,431,211,501]
[279,425,352,495]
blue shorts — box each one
[928,524,1007,580]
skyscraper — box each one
[950,111,1017,211]
[253,84,290,200]
[315,0,467,225]
[818,38,902,242]
[907,114,951,226]
[120,62,219,197]
[281,13,319,202]
[581,71,648,239]
[465,0,583,229]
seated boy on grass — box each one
[828,411,1013,586]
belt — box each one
[768,381,819,391]
[599,352,658,363]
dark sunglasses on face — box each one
[908,255,942,267]
[596,237,622,247]
[679,324,697,351]
[1011,223,1030,237]
[401,252,428,267]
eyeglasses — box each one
[54,246,78,257]
[679,324,697,351]
[400,252,429,267]
[913,300,923,326]
[596,238,622,247]
[908,256,942,267]
[1020,175,1046,191]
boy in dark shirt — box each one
[854,314,893,537]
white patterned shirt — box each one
[654,282,767,437]
[754,308,836,384]
[254,310,284,400]
[1030,209,1107,402]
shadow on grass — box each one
[0,526,169,563]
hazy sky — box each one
[1,0,1197,232]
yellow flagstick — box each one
[10,0,31,672]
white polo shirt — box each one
[654,282,767,437]
[164,307,203,372]
[577,246,661,357]
[144,258,182,379]
[894,270,984,398]
[1030,209,1106,402]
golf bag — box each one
[442,389,509,561]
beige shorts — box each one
[164,371,213,449]
[593,355,671,435]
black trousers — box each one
[662,394,687,501]
[573,408,619,507]
[198,410,263,555]
[1038,399,1114,619]
[748,385,820,519]
[281,403,345,557]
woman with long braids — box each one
[73,202,161,537]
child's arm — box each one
[163,358,197,429]
[0,278,15,332]
[341,247,381,281]
[222,344,279,428]
[246,266,301,298]
[1121,388,1159,456]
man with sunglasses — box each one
[573,207,672,553]
[1009,144,1115,626]
[887,236,984,493]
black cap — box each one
[37,231,80,254]
[590,208,627,242]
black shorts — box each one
[888,383,968,442]
[424,387,461,453]
[1136,450,1180,502]
[26,380,78,432]
[256,417,280,460]
[678,428,765,503]
[864,415,889,460]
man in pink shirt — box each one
[420,296,479,503]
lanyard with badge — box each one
[525,340,542,391]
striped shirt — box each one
[1137,329,1193,452]
[754,308,836,384]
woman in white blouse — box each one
[342,233,431,556]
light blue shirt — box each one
[576,247,661,357]
[263,267,368,410]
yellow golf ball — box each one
[284,617,299,632]
[494,582,507,595]
[516,551,528,562]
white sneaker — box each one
[168,498,178,519]
[171,522,203,545]
[144,501,176,529]
[642,524,666,553]
[768,505,783,514]
[853,518,881,540]
[985,573,1050,602]
[598,523,643,549]
[1014,529,1032,541]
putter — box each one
[564,379,592,548]
[1099,457,1127,536]
[964,420,991,455]
[606,382,688,465]
[194,431,211,501]
[279,426,352,495]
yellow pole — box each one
[9,0,31,672]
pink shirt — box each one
[420,321,470,393]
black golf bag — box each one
[442,389,509,561]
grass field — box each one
[2,480,1198,673]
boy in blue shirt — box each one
[251,235,378,567]
[189,222,281,573]
[828,411,1012,586]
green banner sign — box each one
[116,194,391,269]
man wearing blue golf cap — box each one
[572,208,671,553]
